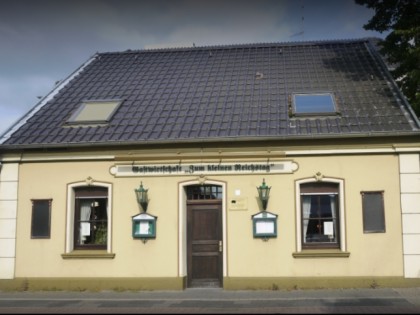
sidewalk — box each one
[0,287,420,313]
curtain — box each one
[330,195,337,241]
[302,196,311,243]
[80,200,91,243]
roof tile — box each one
[2,39,419,147]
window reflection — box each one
[293,93,336,114]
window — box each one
[74,187,108,249]
[31,199,52,238]
[186,185,223,200]
[64,182,113,257]
[67,100,121,124]
[293,93,337,115]
[300,182,340,249]
[361,191,385,233]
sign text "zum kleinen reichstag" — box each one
[110,161,298,177]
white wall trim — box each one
[399,153,420,278]
[1,147,419,164]
[0,163,19,279]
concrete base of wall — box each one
[224,277,420,290]
[0,277,186,292]
[2,276,420,292]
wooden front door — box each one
[187,200,223,288]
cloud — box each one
[143,0,295,47]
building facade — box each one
[1,39,419,290]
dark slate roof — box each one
[1,38,419,148]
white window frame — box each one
[295,177,346,252]
[65,181,113,253]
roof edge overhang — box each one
[1,131,420,152]
[364,40,420,129]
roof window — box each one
[292,93,337,116]
[67,100,121,124]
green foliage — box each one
[93,224,107,245]
[355,0,420,117]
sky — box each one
[0,0,387,135]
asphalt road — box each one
[0,287,419,314]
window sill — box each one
[61,250,115,259]
[292,250,350,258]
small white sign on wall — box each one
[229,198,248,211]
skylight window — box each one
[293,93,337,115]
[67,100,121,124]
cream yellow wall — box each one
[15,153,403,278]
[15,161,181,278]
[226,154,403,277]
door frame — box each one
[178,179,227,283]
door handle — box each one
[219,241,223,252]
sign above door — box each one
[110,161,298,177]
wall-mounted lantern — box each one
[257,178,271,211]
[132,212,157,243]
[133,182,157,243]
[135,181,149,212]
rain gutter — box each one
[1,130,420,151]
